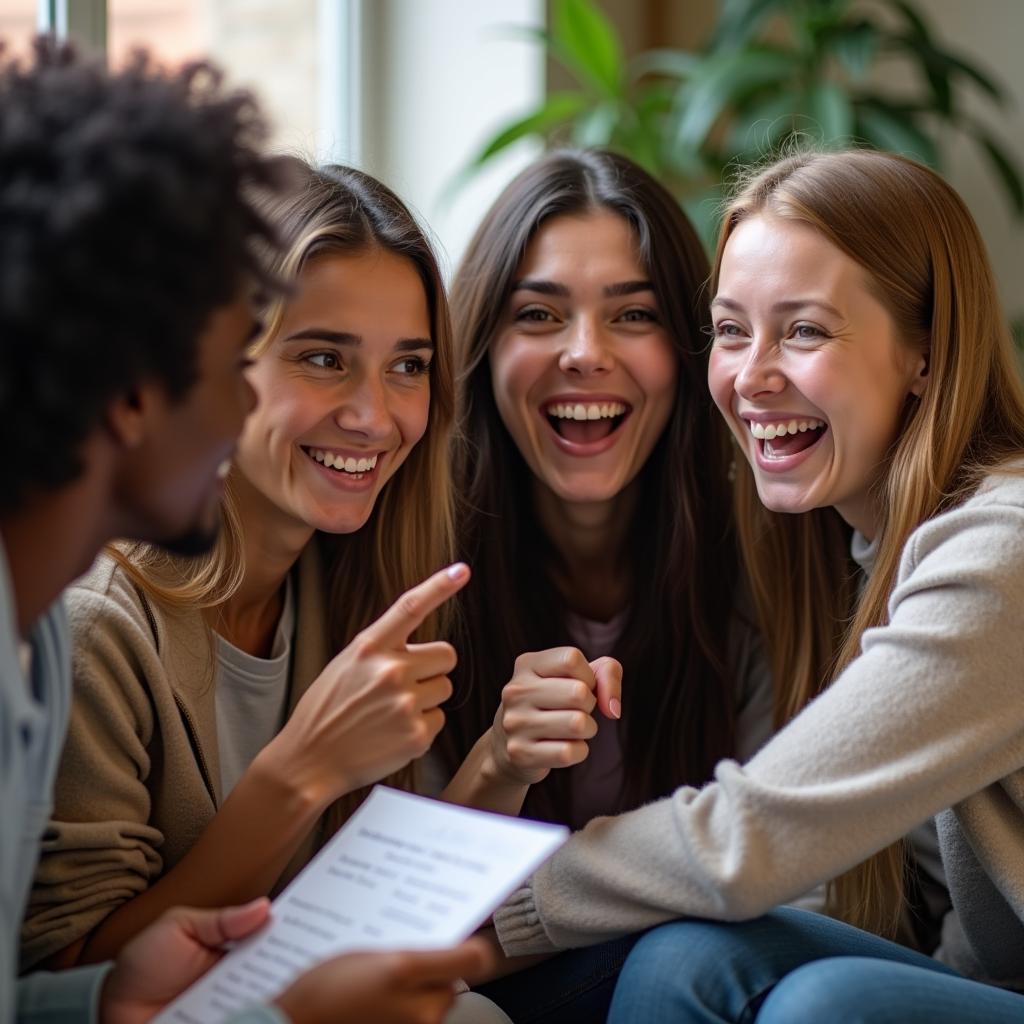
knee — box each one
[609,917,779,1022]
[757,958,876,1024]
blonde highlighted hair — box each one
[716,148,1024,937]
[112,158,457,821]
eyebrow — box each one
[281,327,434,351]
[711,296,844,318]
[512,278,655,298]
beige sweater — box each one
[494,470,1024,990]
[20,541,332,969]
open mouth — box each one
[749,418,828,460]
[545,400,632,445]
[302,446,379,480]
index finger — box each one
[362,563,471,648]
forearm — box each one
[441,730,531,816]
[78,753,324,963]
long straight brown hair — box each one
[716,148,1024,936]
[113,160,457,824]
[441,149,741,821]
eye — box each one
[711,321,748,342]
[789,322,830,343]
[305,351,343,370]
[393,355,431,376]
[514,306,558,324]
[618,307,659,324]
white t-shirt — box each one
[214,577,295,799]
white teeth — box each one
[749,419,825,440]
[309,449,379,474]
[548,401,627,420]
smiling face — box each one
[489,210,678,506]
[708,214,927,536]
[235,247,433,537]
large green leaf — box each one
[469,92,589,167]
[572,100,620,147]
[671,49,794,157]
[550,0,624,98]
[826,19,879,81]
[807,81,854,143]
[631,48,703,82]
[711,0,789,52]
[855,101,939,166]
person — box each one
[477,148,1024,1023]
[23,156,467,968]
[1,38,488,1024]
[430,149,782,1022]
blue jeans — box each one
[607,908,1024,1023]
[475,934,639,1023]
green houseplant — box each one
[467,0,1023,246]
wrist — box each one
[247,740,336,821]
[481,732,534,790]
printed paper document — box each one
[155,787,567,1023]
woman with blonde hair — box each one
[21,160,471,993]
[483,148,1024,1023]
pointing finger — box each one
[362,563,470,648]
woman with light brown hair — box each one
[483,148,1024,1023]
[20,159,473,993]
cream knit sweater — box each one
[495,469,1024,990]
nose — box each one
[734,340,785,399]
[558,315,613,376]
[333,374,394,442]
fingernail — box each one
[447,562,469,581]
[609,698,622,719]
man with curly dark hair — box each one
[2,37,490,1024]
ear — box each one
[104,382,164,449]
[908,347,930,398]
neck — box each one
[533,478,638,622]
[208,470,312,656]
[835,490,883,543]
[2,468,115,637]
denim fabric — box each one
[606,907,1024,1023]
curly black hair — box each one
[0,37,283,514]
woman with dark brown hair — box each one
[431,149,782,1021]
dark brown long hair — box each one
[441,149,740,821]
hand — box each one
[490,647,623,786]
[274,938,495,1024]
[264,564,471,806]
[100,898,272,1024]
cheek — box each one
[394,386,432,451]
[489,337,544,427]
[707,349,736,415]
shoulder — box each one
[66,551,161,649]
[901,467,1024,577]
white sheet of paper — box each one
[155,787,567,1024]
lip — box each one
[738,410,825,425]
[539,393,634,459]
[300,445,385,492]
[738,411,829,475]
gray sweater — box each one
[494,470,1024,989]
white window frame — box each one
[42,0,107,54]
